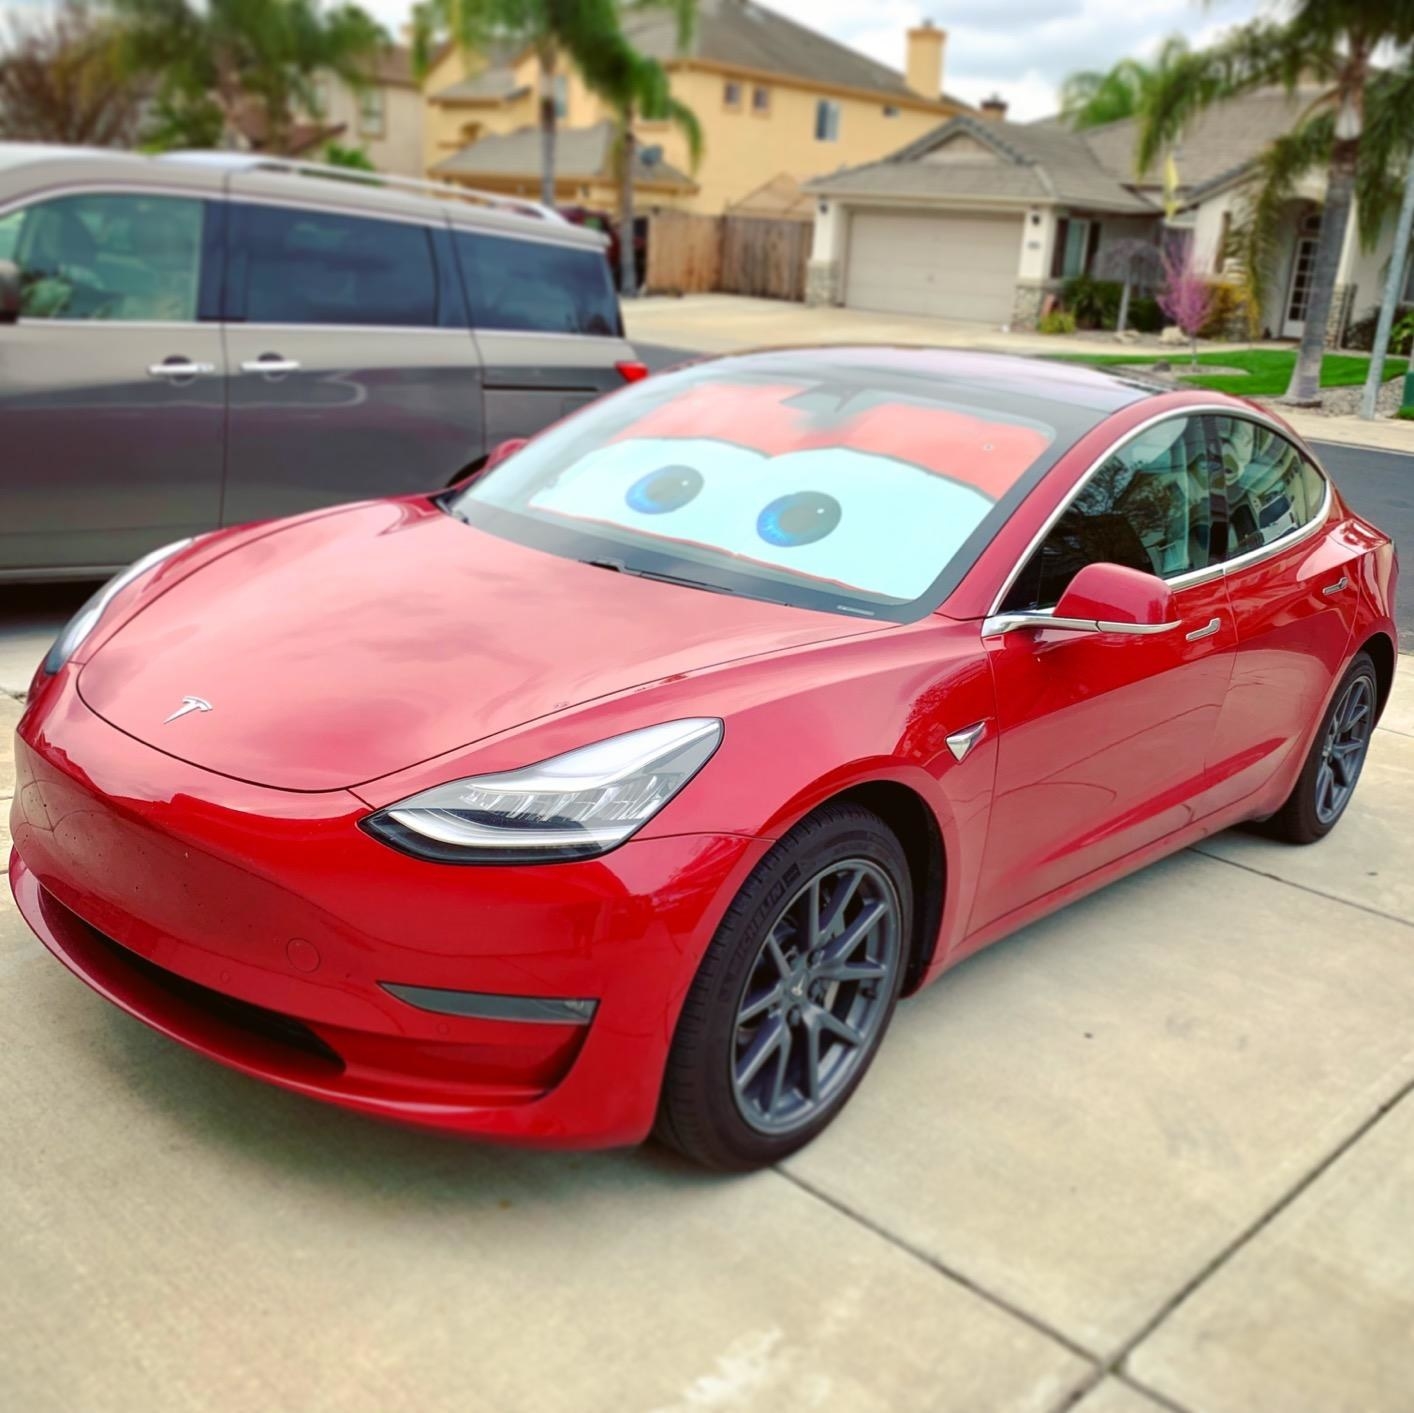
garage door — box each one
[844,210,1023,325]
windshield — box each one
[448,357,1073,620]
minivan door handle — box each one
[148,358,215,379]
[240,355,301,375]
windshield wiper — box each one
[582,558,737,596]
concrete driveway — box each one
[3,610,1412,1409]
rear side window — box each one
[235,204,437,327]
[1212,415,1327,559]
[454,230,621,337]
[0,192,204,321]
[1001,414,1216,613]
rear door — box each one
[221,200,484,525]
[1203,414,1362,810]
[451,225,632,445]
[0,189,225,574]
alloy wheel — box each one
[1314,674,1374,826]
[730,859,902,1135]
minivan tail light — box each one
[616,360,649,383]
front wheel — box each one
[655,803,912,1171]
[1259,651,1378,844]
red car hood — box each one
[79,499,879,792]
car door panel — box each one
[220,200,484,526]
[475,329,630,445]
[968,411,1235,934]
[0,191,224,574]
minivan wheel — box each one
[1258,651,1378,845]
[655,803,911,1171]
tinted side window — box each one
[0,193,203,321]
[454,230,621,337]
[1002,415,1215,613]
[237,204,437,327]
[1212,415,1327,559]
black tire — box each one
[655,802,913,1171]
[1256,651,1378,845]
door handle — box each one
[1322,575,1349,597]
[1185,617,1221,642]
[241,356,301,375]
[147,359,215,379]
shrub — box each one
[1199,281,1253,340]
[1344,306,1414,355]
[1038,308,1078,335]
[1129,296,1164,333]
[1061,274,1121,330]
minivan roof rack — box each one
[159,151,566,224]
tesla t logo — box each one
[163,695,213,725]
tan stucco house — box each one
[805,88,1410,343]
[305,46,426,177]
[423,0,969,214]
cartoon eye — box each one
[625,465,704,514]
[756,491,842,547]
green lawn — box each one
[1049,348,1409,396]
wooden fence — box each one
[645,212,810,302]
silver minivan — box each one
[0,145,642,580]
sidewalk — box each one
[3,659,1412,1411]
[626,294,1414,455]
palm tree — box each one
[114,0,385,155]
[413,0,698,213]
[1138,4,1414,404]
[1060,39,1188,130]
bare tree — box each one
[0,2,141,147]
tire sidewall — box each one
[1289,653,1378,841]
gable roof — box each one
[806,112,1155,213]
[1078,86,1321,194]
[431,120,697,191]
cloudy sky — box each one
[2,0,1278,122]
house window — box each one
[723,80,742,111]
[883,105,900,118]
[815,99,841,142]
[553,74,569,119]
[357,85,385,139]
[1214,210,1232,275]
[752,85,771,116]
[310,77,331,118]
[1051,217,1098,279]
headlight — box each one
[43,538,192,676]
[362,718,723,864]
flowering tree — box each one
[1157,242,1213,369]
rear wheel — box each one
[655,803,911,1171]
[1258,651,1377,844]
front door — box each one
[970,413,1236,934]
[0,191,224,574]
[221,200,484,527]
[1203,414,1362,810]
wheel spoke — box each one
[736,1014,787,1089]
[814,1007,865,1048]
[764,933,792,980]
[813,955,887,985]
[802,1016,823,1103]
[816,867,865,945]
[766,1025,793,1113]
[804,875,823,950]
[738,984,783,1025]
[818,898,888,968]
[1315,762,1335,816]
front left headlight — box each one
[362,718,723,864]
[43,538,193,676]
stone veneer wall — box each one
[805,260,841,307]
[1010,282,1046,331]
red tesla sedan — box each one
[8,349,1398,1170]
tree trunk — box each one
[537,43,557,209]
[617,117,637,298]
[1117,278,1131,334]
[1360,148,1414,419]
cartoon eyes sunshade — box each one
[526,380,1055,602]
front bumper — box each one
[8,679,767,1148]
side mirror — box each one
[0,260,21,325]
[986,563,1180,637]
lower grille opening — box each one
[83,924,345,1072]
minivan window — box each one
[0,193,203,321]
[1212,415,1327,559]
[1001,415,1215,613]
[454,229,621,337]
[236,204,437,327]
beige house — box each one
[423,0,968,214]
[306,46,425,177]
[805,88,1409,342]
